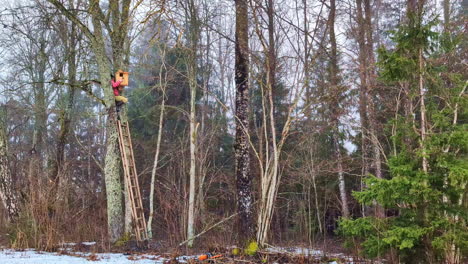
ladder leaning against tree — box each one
[116,118,148,241]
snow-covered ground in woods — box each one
[0,246,346,264]
[0,249,186,264]
[265,245,325,256]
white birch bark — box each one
[308,147,323,234]
[186,0,199,245]
[187,73,197,246]
[147,50,168,239]
[0,116,19,221]
[334,133,350,218]
[419,49,428,174]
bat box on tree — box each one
[115,70,129,86]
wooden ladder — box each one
[116,120,148,241]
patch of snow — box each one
[265,246,323,256]
[0,249,169,264]
[61,242,77,246]
[264,246,361,264]
[82,242,97,246]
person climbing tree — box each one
[111,77,128,106]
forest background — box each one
[0,0,465,263]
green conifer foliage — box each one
[339,13,467,263]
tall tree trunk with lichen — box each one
[108,0,133,235]
[47,0,132,242]
[235,0,255,243]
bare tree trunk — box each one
[53,16,78,184]
[443,0,450,31]
[303,0,322,236]
[329,0,349,218]
[364,0,383,182]
[147,49,168,239]
[106,0,134,235]
[186,0,199,247]
[91,0,128,241]
[256,0,280,246]
[356,0,384,218]
[235,0,255,243]
[0,110,19,221]
[186,55,198,247]
[419,48,428,173]
[29,40,48,178]
[442,2,460,262]
[334,133,349,218]
[308,146,322,235]
[187,73,197,247]
[356,0,370,217]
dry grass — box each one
[2,169,107,251]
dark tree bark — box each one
[443,0,450,31]
[235,0,255,242]
[356,0,370,181]
[407,0,426,15]
[267,0,276,107]
[52,14,78,183]
[356,0,384,218]
[28,36,48,186]
[364,0,383,180]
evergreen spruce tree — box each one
[339,13,467,263]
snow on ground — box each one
[265,246,357,263]
[0,246,358,264]
[0,249,178,264]
[265,245,324,256]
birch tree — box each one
[185,0,200,247]
[147,47,168,239]
[254,0,281,246]
[252,0,330,245]
[328,0,349,218]
[0,107,19,221]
